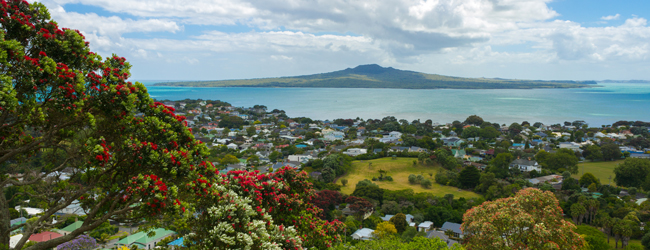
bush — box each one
[416,175,425,183]
[385,176,393,181]
[421,179,432,189]
[408,174,418,184]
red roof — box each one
[29,232,63,242]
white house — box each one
[351,228,374,240]
[388,131,403,138]
[343,148,368,157]
[418,221,434,232]
[226,143,238,150]
[288,155,313,163]
[559,142,581,151]
[510,159,541,172]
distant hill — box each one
[154,64,597,89]
[599,80,650,83]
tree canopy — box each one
[462,188,585,249]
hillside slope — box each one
[154,64,597,89]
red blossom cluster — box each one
[197,167,345,248]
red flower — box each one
[39,51,47,57]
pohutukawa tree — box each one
[0,1,345,250]
[462,188,585,249]
[0,0,209,249]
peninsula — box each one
[154,64,597,89]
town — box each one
[9,98,646,249]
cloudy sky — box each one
[31,0,650,81]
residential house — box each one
[115,228,175,249]
[10,234,22,249]
[351,228,375,240]
[323,131,345,141]
[418,221,434,232]
[60,221,84,236]
[427,231,458,248]
[441,137,464,147]
[28,231,63,243]
[226,143,238,150]
[527,175,563,185]
[288,154,313,163]
[440,222,464,238]
[409,146,427,153]
[510,158,541,172]
[559,142,581,151]
[343,148,368,157]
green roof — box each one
[116,228,175,248]
[61,221,84,232]
[134,228,175,245]
[117,231,147,246]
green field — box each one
[337,157,481,199]
[572,160,625,186]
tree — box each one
[479,126,500,139]
[580,173,601,188]
[389,213,408,234]
[583,145,603,161]
[268,151,282,163]
[332,236,462,250]
[220,154,240,165]
[488,153,513,178]
[571,203,586,225]
[321,167,336,183]
[408,174,418,184]
[461,126,480,139]
[602,143,623,161]
[56,235,97,250]
[187,167,345,249]
[340,179,348,186]
[373,222,397,239]
[641,232,650,250]
[464,115,484,126]
[421,179,432,189]
[614,158,650,188]
[462,188,585,249]
[246,155,260,167]
[381,201,400,215]
[458,166,480,189]
[0,1,211,248]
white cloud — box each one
[601,14,620,21]
[28,0,650,80]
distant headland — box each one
[153,64,597,89]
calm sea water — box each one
[139,82,650,126]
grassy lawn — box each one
[337,157,481,199]
[572,160,625,186]
[608,238,642,249]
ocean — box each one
[138,81,650,126]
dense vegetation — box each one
[154,64,597,89]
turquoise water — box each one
[140,82,650,126]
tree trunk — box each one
[0,186,10,248]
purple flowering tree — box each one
[57,235,98,250]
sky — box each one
[30,0,650,81]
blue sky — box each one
[32,0,650,81]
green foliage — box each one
[536,149,579,174]
[332,236,463,249]
[463,188,586,249]
[602,143,623,161]
[458,166,481,189]
[421,179,432,189]
[614,158,650,188]
[574,225,609,250]
[389,213,408,234]
[488,153,514,178]
[580,173,601,188]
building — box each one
[28,231,63,243]
[343,148,368,156]
[440,222,464,238]
[116,228,175,249]
[60,221,84,236]
[427,231,459,248]
[418,221,434,232]
[351,228,375,240]
[510,158,541,172]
